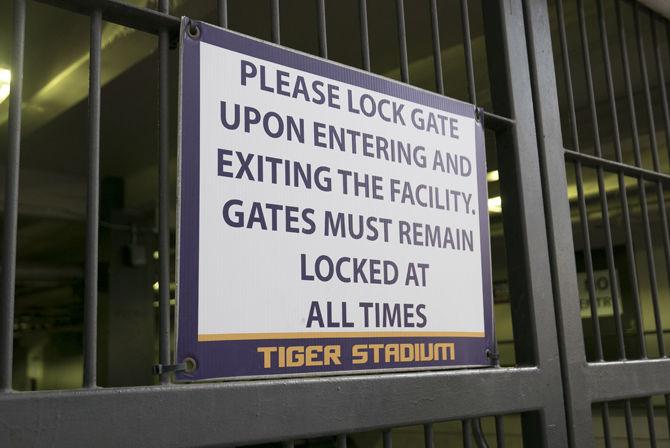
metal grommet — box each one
[187,22,201,39]
[183,356,197,373]
[474,107,482,123]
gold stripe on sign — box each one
[197,331,486,342]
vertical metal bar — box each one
[336,434,347,448]
[634,4,660,172]
[595,0,624,164]
[158,0,171,384]
[616,165,648,358]
[645,397,658,448]
[462,419,472,448]
[633,2,666,358]
[555,0,579,151]
[472,419,488,448]
[557,0,604,359]
[483,0,569,444]
[495,415,505,448]
[271,0,280,45]
[660,19,670,165]
[460,0,476,104]
[653,18,670,334]
[429,0,444,95]
[577,0,627,359]
[624,399,636,448]
[83,8,102,389]
[523,0,596,443]
[0,0,26,392]
[656,28,670,429]
[575,0,599,154]
[359,0,370,71]
[616,0,649,359]
[574,162,604,360]
[601,402,613,448]
[316,0,327,59]
[383,429,392,448]
[596,0,645,365]
[617,0,643,168]
[423,423,433,448]
[395,0,409,83]
[596,0,646,360]
[218,0,228,28]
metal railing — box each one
[5,0,668,446]
[535,0,670,446]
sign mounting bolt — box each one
[475,107,484,124]
[187,21,201,39]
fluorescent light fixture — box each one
[488,196,502,213]
[486,170,499,182]
[0,68,10,104]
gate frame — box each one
[524,0,670,447]
[0,0,575,446]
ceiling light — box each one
[486,170,499,182]
[488,196,502,213]
[0,68,10,104]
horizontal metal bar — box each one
[482,111,515,131]
[585,359,670,402]
[33,0,180,36]
[13,265,83,281]
[0,368,544,447]
[565,149,670,185]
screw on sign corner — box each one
[187,21,201,39]
[474,107,485,124]
[183,356,197,374]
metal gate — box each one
[0,0,668,446]
[537,0,670,446]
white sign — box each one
[177,20,494,379]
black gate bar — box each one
[0,0,25,392]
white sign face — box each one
[177,20,494,380]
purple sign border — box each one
[176,18,495,381]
